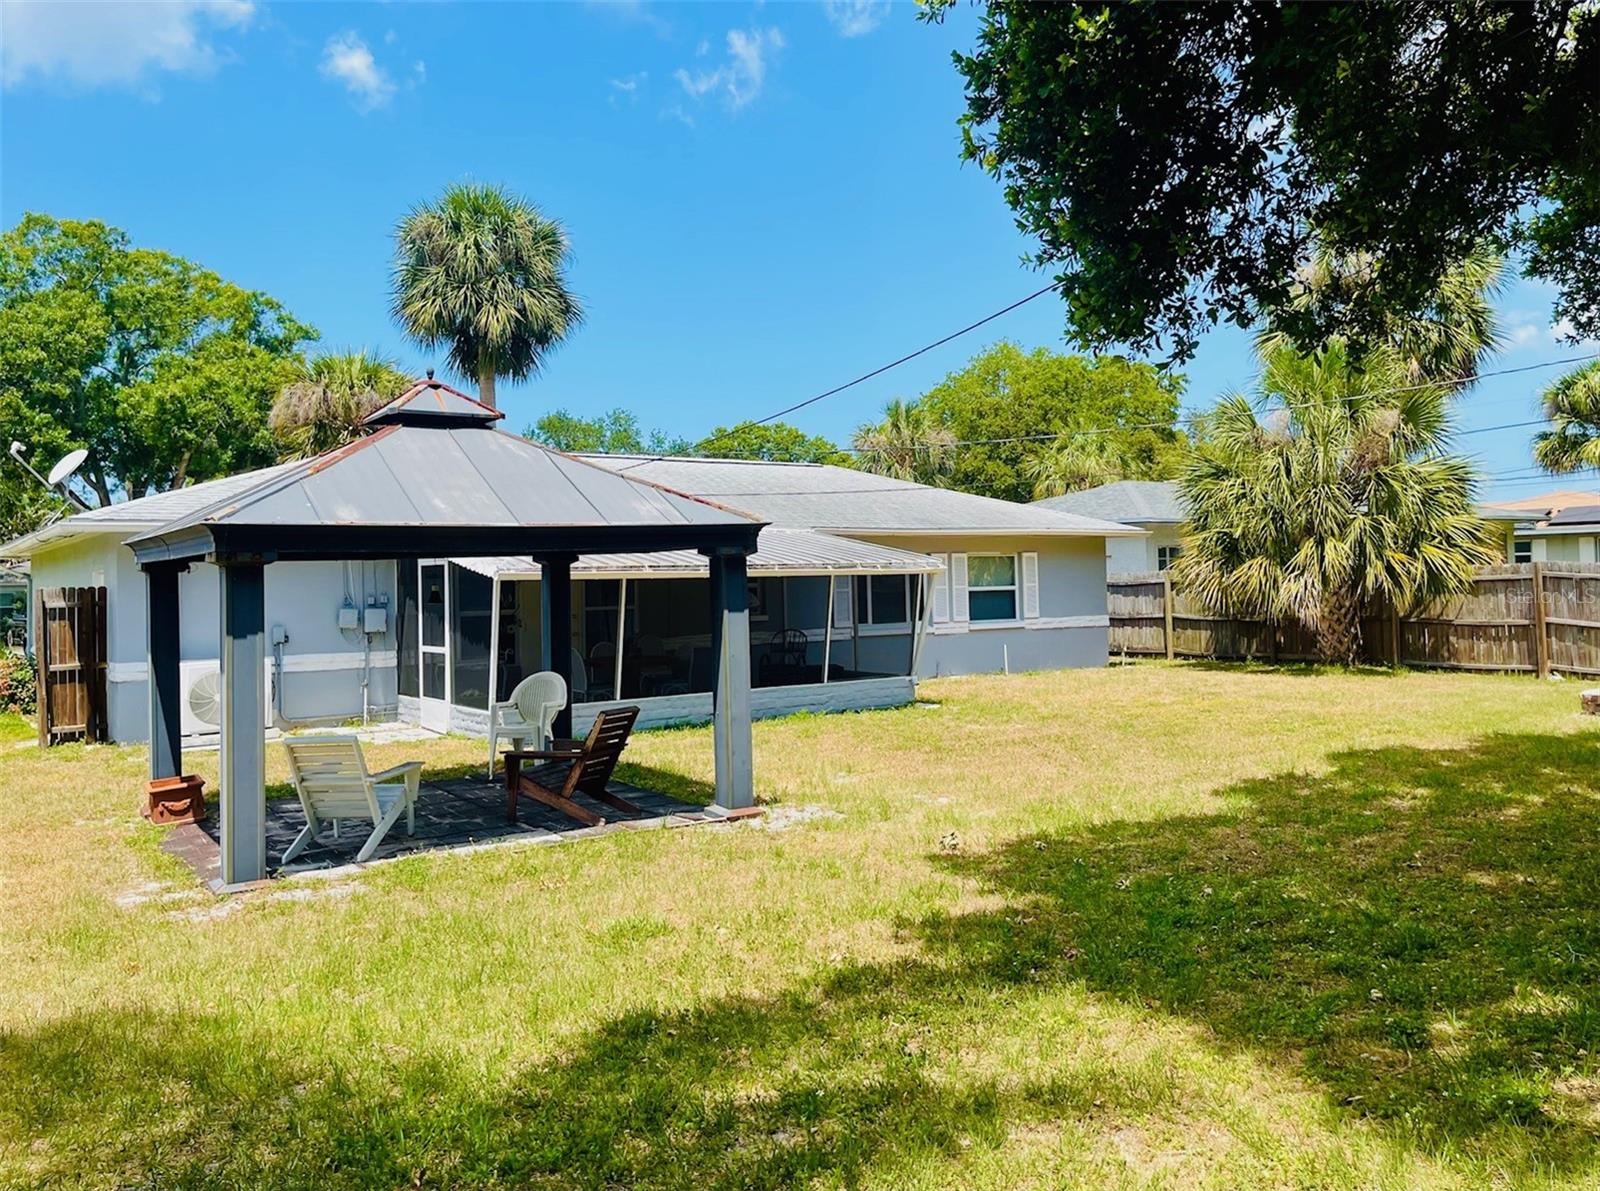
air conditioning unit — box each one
[178,661,273,737]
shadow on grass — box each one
[5,734,1599,1187]
[928,731,1600,1164]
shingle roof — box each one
[578,456,1141,537]
[0,462,303,557]
[1032,480,1184,525]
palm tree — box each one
[391,183,582,409]
[1533,360,1600,474]
[269,350,411,460]
[1022,434,1125,498]
[1173,341,1500,664]
[1257,243,1504,385]
[852,398,956,484]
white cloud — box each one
[1502,311,1598,354]
[1,0,253,90]
[674,26,783,110]
[823,0,890,38]
[320,32,395,111]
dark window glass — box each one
[397,561,418,698]
[869,575,908,625]
[421,564,446,647]
[450,565,493,710]
[969,589,1017,621]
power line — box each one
[614,280,1065,472]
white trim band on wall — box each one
[107,651,399,683]
[929,615,1108,636]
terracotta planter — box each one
[145,775,207,825]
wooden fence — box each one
[35,586,107,745]
[1108,562,1600,676]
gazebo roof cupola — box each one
[362,377,504,428]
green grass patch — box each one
[2,663,1599,1188]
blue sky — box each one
[2,0,1594,500]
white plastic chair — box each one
[280,735,423,864]
[487,671,566,777]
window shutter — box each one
[951,553,970,622]
[930,555,950,623]
[1021,552,1040,619]
[831,577,854,629]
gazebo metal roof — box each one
[126,379,764,565]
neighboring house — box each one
[0,560,26,646]
[0,421,1139,743]
[1042,479,1525,576]
[1032,481,1184,576]
[1482,491,1600,563]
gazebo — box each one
[127,379,765,886]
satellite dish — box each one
[47,448,88,486]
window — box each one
[1157,545,1183,571]
[967,554,1018,622]
[1513,539,1532,564]
[854,574,911,627]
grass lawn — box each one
[0,710,35,745]
[3,663,1599,1189]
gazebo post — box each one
[218,560,268,886]
[539,554,576,739]
[705,547,754,811]
[144,563,183,783]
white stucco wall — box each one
[1104,523,1183,576]
[27,534,396,743]
[850,533,1111,677]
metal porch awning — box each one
[449,527,944,581]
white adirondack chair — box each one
[487,671,566,778]
[281,735,423,864]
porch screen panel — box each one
[397,561,419,698]
[450,565,493,710]
[630,578,712,695]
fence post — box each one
[1532,562,1550,678]
[1162,573,1175,660]
[1389,602,1402,669]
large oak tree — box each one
[927,2,1598,360]
[0,214,315,513]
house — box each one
[0,381,1140,745]
[1043,479,1525,576]
[1482,490,1600,563]
[1032,481,1183,576]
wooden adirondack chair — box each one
[281,735,423,864]
[503,706,641,827]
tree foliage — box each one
[0,213,314,521]
[1173,343,1499,664]
[1533,361,1600,474]
[392,184,582,409]
[526,408,690,456]
[852,398,956,485]
[269,351,412,460]
[698,421,850,464]
[911,342,1185,503]
[927,1,1599,360]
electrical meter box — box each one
[337,602,360,630]
[364,605,388,635]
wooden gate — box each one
[36,586,107,745]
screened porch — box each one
[394,530,943,733]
